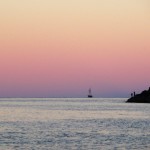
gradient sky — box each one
[0,0,150,97]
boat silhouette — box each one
[88,88,93,98]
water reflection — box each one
[0,98,150,150]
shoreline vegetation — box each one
[127,87,150,103]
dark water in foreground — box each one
[0,98,150,150]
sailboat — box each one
[88,88,93,98]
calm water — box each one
[0,98,149,150]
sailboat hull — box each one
[88,95,93,98]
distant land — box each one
[127,87,150,103]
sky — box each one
[0,0,150,98]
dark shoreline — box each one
[126,88,150,103]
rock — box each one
[126,88,150,103]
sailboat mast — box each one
[89,88,91,95]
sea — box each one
[0,98,149,150]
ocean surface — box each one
[0,98,149,150]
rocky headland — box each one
[126,87,150,103]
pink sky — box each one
[0,0,150,97]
